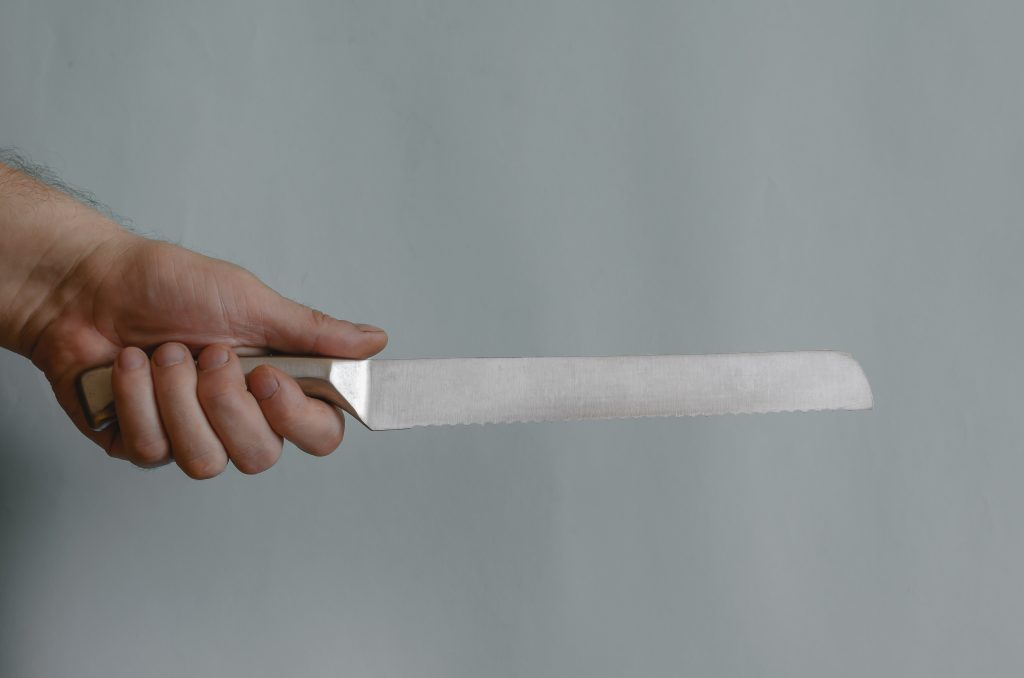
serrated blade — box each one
[360,351,872,430]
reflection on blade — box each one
[360,351,872,430]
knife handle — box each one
[77,356,343,432]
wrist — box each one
[0,167,134,357]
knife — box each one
[77,351,872,432]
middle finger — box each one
[151,342,228,479]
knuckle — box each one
[307,308,337,354]
[183,459,226,480]
[307,428,344,457]
[266,401,305,435]
[234,455,274,475]
[230,441,280,475]
[310,308,333,326]
[129,435,170,465]
[198,373,244,407]
[197,379,238,408]
[178,448,227,480]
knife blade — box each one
[78,351,872,431]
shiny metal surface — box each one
[358,351,872,430]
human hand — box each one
[49,234,386,477]
[1,166,386,478]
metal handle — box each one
[77,355,344,431]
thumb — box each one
[258,292,388,358]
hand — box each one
[26,229,387,478]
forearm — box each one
[0,162,129,356]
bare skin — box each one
[0,162,387,478]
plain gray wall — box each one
[2,1,1023,676]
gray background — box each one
[1,1,1022,676]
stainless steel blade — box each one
[357,351,872,430]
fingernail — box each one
[355,323,386,333]
[153,343,187,367]
[249,373,279,401]
[118,348,146,370]
[198,346,230,370]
